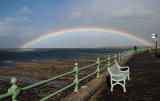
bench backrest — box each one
[107,63,120,75]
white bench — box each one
[115,61,130,80]
[107,62,130,92]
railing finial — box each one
[8,78,21,101]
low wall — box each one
[60,55,134,101]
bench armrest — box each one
[119,66,129,69]
[119,66,129,72]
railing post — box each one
[96,58,100,78]
[121,52,124,61]
[131,50,133,56]
[133,49,134,55]
[107,55,111,67]
[123,51,125,60]
[118,53,121,63]
[127,51,129,57]
[73,63,79,92]
[126,51,128,58]
[129,50,131,55]
[8,78,21,101]
[114,54,117,63]
[132,50,133,55]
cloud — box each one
[64,0,160,40]
[4,17,32,23]
[0,21,32,37]
[17,6,33,15]
[113,4,154,19]
[0,16,53,48]
[68,10,82,19]
[67,0,155,24]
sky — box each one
[0,0,159,48]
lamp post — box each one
[152,33,158,56]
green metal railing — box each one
[0,48,149,101]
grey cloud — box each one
[65,0,160,43]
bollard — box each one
[96,58,100,78]
[8,78,21,101]
[73,63,79,92]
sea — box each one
[0,48,129,69]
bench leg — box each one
[110,81,126,92]
[123,79,126,92]
[128,74,130,80]
[111,86,113,92]
[110,79,113,92]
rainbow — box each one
[20,27,153,48]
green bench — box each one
[107,61,130,92]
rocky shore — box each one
[0,57,107,101]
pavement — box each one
[96,51,160,101]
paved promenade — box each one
[96,51,160,101]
